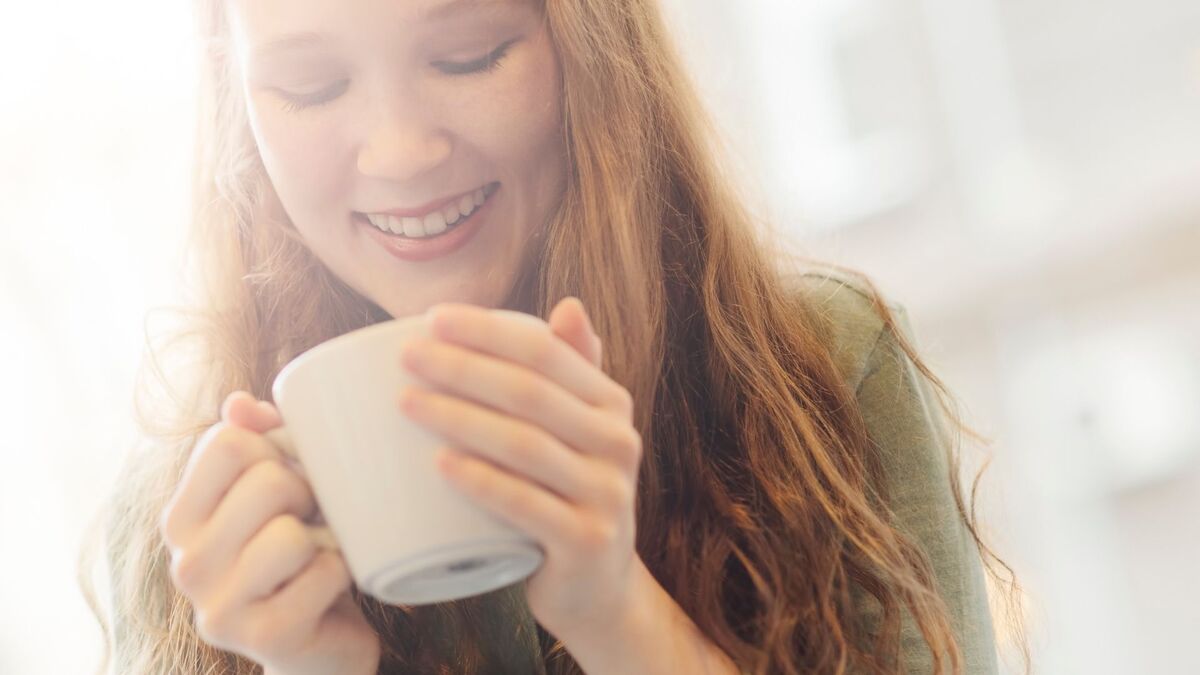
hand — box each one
[159,391,381,675]
[397,296,644,638]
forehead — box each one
[229,0,527,38]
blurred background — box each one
[2,0,1197,672]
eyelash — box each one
[277,39,517,114]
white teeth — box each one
[422,210,447,236]
[401,216,424,237]
[364,183,493,237]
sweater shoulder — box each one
[784,267,910,392]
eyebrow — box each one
[422,0,520,21]
[250,0,523,61]
[251,32,329,62]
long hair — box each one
[78,0,1029,673]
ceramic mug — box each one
[262,310,544,606]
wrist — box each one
[556,558,740,675]
[261,647,379,675]
[551,559,662,673]
[352,644,382,675]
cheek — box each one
[248,100,348,211]
[457,42,563,168]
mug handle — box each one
[262,426,342,552]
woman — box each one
[79,0,1028,673]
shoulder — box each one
[784,271,1001,673]
[783,266,912,393]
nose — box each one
[356,93,452,182]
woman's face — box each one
[227,0,567,317]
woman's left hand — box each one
[396,297,644,637]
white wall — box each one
[0,2,195,673]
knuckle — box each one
[194,605,235,645]
[606,386,633,415]
[263,514,312,550]
[437,347,466,381]
[315,550,351,587]
[577,520,617,552]
[607,426,642,466]
[628,432,644,468]
[509,379,546,411]
[270,465,304,504]
[603,472,635,511]
[292,550,348,602]
[501,428,542,463]
[496,482,531,514]
[255,459,293,489]
[209,426,250,466]
[251,460,312,515]
[170,550,204,592]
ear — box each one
[548,296,602,369]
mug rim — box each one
[271,314,430,404]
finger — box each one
[182,460,318,595]
[204,550,350,660]
[399,341,638,468]
[161,422,287,548]
[224,514,319,602]
[438,449,587,560]
[223,394,296,474]
[223,390,282,433]
[255,549,352,639]
[548,297,602,368]
[403,388,619,506]
[419,303,627,412]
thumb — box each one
[221,390,282,433]
[549,296,602,368]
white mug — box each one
[262,310,544,606]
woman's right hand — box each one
[159,390,382,675]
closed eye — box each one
[274,38,518,114]
[276,79,350,113]
[433,38,517,76]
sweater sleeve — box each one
[848,304,1000,674]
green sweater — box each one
[793,270,1000,674]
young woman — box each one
[80,0,1028,673]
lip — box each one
[364,183,490,219]
[356,183,499,262]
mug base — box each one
[364,538,544,605]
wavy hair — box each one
[78,0,1029,673]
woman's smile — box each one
[360,180,501,237]
[354,182,502,262]
[357,180,500,238]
